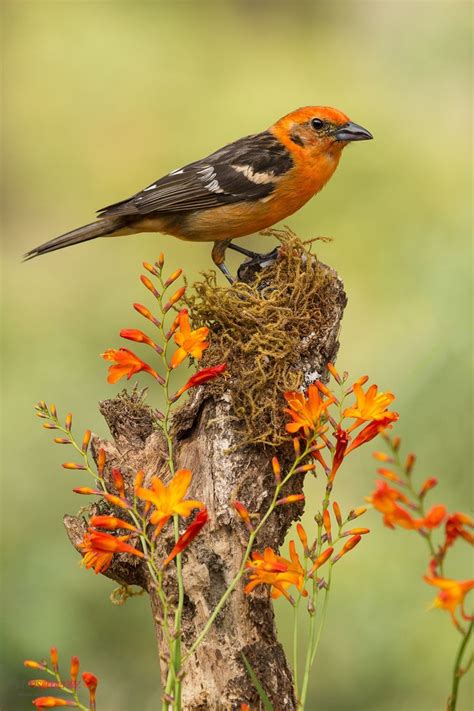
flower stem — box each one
[447,620,473,711]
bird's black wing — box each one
[97,132,293,217]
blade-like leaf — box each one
[241,652,274,711]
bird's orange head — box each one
[270,106,373,159]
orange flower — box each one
[345,415,398,455]
[284,384,335,438]
[170,311,209,368]
[366,480,420,530]
[344,380,397,427]
[80,530,144,574]
[162,509,209,567]
[102,348,163,384]
[367,481,446,531]
[82,672,98,710]
[329,427,349,482]
[444,512,474,549]
[244,542,307,602]
[424,575,474,630]
[422,505,447,530]
[137,468,204,537]
[172,363,227,399]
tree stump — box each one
[64,240,347,710]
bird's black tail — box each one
[23,217,125,261]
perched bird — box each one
[24,106,372,281]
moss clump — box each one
[187,229,344,447]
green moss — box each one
[187,229,342,447]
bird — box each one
[24,106,372,282]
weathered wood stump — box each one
[64,239,347,710]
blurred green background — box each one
[2,1,472,709]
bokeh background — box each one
[2,1,472,709]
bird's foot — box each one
[227,243,262,259]
[236,247,280,283]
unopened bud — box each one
[308,547,333,576]
[392,436,401,451]
[322,509,332,542]
[419,477,438,498]
[134,470,144,492]
[163,286,186,312]
[134,302,160,326]
[332,501,343,527]
[276,494,305,506]
[54,438,71,444]
[327,362,341,384]
[164,268,183,287]
[97,448,106,476]
[296,523,309,554]
[373,451,393,462]
[82,430,91,452]
[343,527,370,536]
[271,456,281,483]
[405,453,416,474]
[233,501,253,531]
[348,507,367,521]
[65,413,72,431]
[62,462,86,470]
[103,493,130,509]
[295,463,315,474]
[143,261,159,276]
[50,646,59,673]
[140,274,159,298]
[333,534,362,563]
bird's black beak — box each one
[332,121,373,142]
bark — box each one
[64,255,346,711]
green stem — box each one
[447,621,473,711]
[299,606,316,708]
[157,279,184,710]
[299,425,338,709]
[292,594,301,699]
[310,564,332,667]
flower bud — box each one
[332,501,343,527]
[164,268,183,287]
[348,507,367,520]
[271,457,281,483]
[276,494,305,506]
[82,430,91,453]
[140,274,159,298]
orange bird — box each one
[25,106,372,281]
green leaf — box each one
[241,652,274,711]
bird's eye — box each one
[311,118,325,131]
